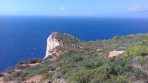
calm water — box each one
[0,16,148,71]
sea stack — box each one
[44,32,60,59]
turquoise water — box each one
[0,16,148,71]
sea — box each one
[0,16,148,71]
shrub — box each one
[113,35,119,39]
[0,73,4,77]
[126,35,134,38]
[126,45,148,57]
[137,34,148,38]
[110,59,131,75]
[84,59,107,69]
[52,71,62,79]
[68,69,94,83]
[121,35,124,38]
[16,64,29,70]
[140,58,148,65]
[141,40,148,45]
[40,73,53,82]
[56,33,82,45]
[11,72,21,78]
[106,74,127,83]
[68,57,133,83]
[63,33,75,39]
[19,60,28,64]
[112,43,119,48]
[4,67,14,74]
[61,63,75,69]
[18,58,42,64]
[28,58,42,64]
[73,56,83,62]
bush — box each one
[112,43,119,48]
[4,67,14,74]
[61,63,75,69]
[141,40,148,45]
[0,73,4,77]
[28,58,42,64]
[126,35,134,38]
[126,45,148,57]
[140,58,148,65]
[11,72,21,78]
[73,56,83,62]
[52,71,62,79]
[18,58,42,64]
[40,73,53,82]
[113,35,119,39]
[68,58,132,83]
[68,69,94,83]
[56,33,82,45]
[105,74,127,83]
[16,64,29,70]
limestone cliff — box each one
[44,32,61,59]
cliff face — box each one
[44,32,61,59]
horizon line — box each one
[0,15,148,19]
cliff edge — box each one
[44,32,61,59]
[44,32,82,60]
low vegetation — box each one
[1,33,148,83]
[126,45,148,57]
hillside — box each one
[1,32,148,83]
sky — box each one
[0,0,148,17]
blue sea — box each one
[0,16,148,71]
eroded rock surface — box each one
[44,32,61,59]
[108,50,125,58]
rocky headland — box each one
[1,32,148,83]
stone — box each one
[44,32,60,59]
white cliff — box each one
[44,32,60,59]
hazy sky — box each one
[0,0,148,17]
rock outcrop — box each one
[44,32,61,59]
[108,50,125,58]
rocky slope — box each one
[1,33,148,83]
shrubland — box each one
[1,33,148,83]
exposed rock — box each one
[23,75,42,83]
[132,80,145,83]
[44,32,61,59]
[108,50,125,58]
[0,77,4,83]
[96,47,102,52]
[0,74,12,83]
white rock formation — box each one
[108,50,125,58]
[44,32,60,59]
